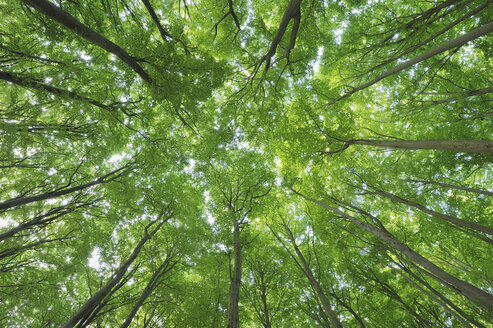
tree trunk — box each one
[292,189,493,313]
[0,207,69,241]
[226,222,242,328]
[0,165,129,210]
[0,70,133,116]
[62,215,170,328]
[259,275,272,328]
[392,267,473,328]
[120,254,178,328]
[369,189,493,237]
[211,261,223,328]
[282,223,343,328]
[327,21,493,105]
[412,179,493,198]
[349,139,493,154]
[367,1,488,76]
[391,262,487,328]
[21,0,151,83]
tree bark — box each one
[326,21,493,106]
[369,189,493,237]
[120,253,178,328]
[281,223,343,328]
[391,262,487,328]
[412,179,493,198]
[226,222,242,328]
[0,165,130,210]
[392,267,473,328]
[0,70,135,116]
[344,139,493,154]
[62,215,170,328]
[292,189,493,313]
[259,279,272,328]
[21,0,151,83]
[367,1,488,76]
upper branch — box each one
[22,0,152,84]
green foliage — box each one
[1,0,492,327]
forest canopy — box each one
[0,0,492,327]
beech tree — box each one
[1,0,492,327]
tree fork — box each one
[62,213,171,328]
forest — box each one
[0,0,492,327]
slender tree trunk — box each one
[292,189,493,312]
[120,254,178,328]
[259,276,272,328]
[62,215,170,328]
[369,189,493,237]
[411,179,493,198]
[391,262,487,328]
[0,197,97,242]
[211,261,223,328]
[0,70,133,116]
[21,0,151,83]
[368,1,488,76]
[0,165,129,210]
[391,267,473,328]
[282,223,343,328]
[226,222,242,328]
[0,207,69,241]
[424,86,493,106]
[347,139,493,154]
[326,21,493,105]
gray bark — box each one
[0,165,130,210]
[62,215,170,328]
[292,189,493,313]
[282,224,344,328]
[21,0,151,83]
[226,222,242,328]
[120,253,178,328]
[349,139,493,154]
[412,179,493,198]
[370,189,493,237]
[326,21,493,106]
[0,71,134,116]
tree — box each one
[1,0,492,326]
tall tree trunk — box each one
[226,222,242,328]
[292,189,493,313]
[326,21,493,105]
[0,164,130,210]
[333,139,493,154]
[120,253,178,328]
[277,222,343,328]
[211,261,223,328]
[368,189,493,237]
[391,267,473,328]
[0,197,97,242]
[0,70,134,116]
[411,179,493,198]
[0,207,69,241]
[259,275,272,328]
[62,214,170,328]
[367,1,488,76]
[21,0,151,83]
[390,261,487,328]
